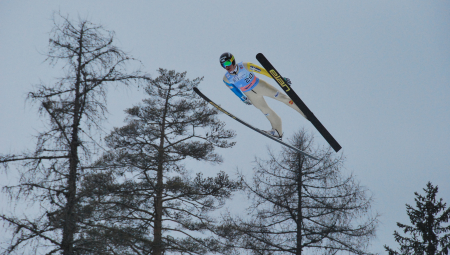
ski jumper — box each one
[223,62,306,135]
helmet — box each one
[220,52,235,68]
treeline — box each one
[0,14,380,255]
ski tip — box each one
[193,87,200,93]
[256,53,264,58]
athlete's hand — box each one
[283,77,292,85]
[243,98,252,105]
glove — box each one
[243,97,252,105]
[283,77,292,85]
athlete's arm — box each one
[223,75,249,102]
[243,62,272,78]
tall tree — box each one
[219,130,378,255]
[0,13,148,255]
[384,182,450,255]
[85,69,241,255]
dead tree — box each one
[219,130,379,255]
[0,13,148,255]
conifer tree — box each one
[85,69,241,255]
[385,182,450,255]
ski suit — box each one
[223,62,306,135]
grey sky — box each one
[1,1,449,253]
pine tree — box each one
[0,13,148,255]
[83,69,241,254]
[385,182,450,255]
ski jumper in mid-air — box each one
[220,52,306,139]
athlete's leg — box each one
[253,79,307,119]
[244,89,283,134]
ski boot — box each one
[264,129,282,140]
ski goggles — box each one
[221,56,235,68]
[222,60,233,68]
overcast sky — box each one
[1,1,449,253]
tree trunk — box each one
[296,156,303,255]
[154,153,164,255]
[154,165,163,255]
[62,120,79,255]
[426,202,436,255]
[154,84,172,255]
[61,30,83,255]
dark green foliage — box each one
[385,182,450,255]
[84,69,241,254]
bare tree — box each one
[84,69,241,255]
[219,130,379,255]
[0,13,148,255]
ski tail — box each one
[256,53,342,152]
[193,87,318,160]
